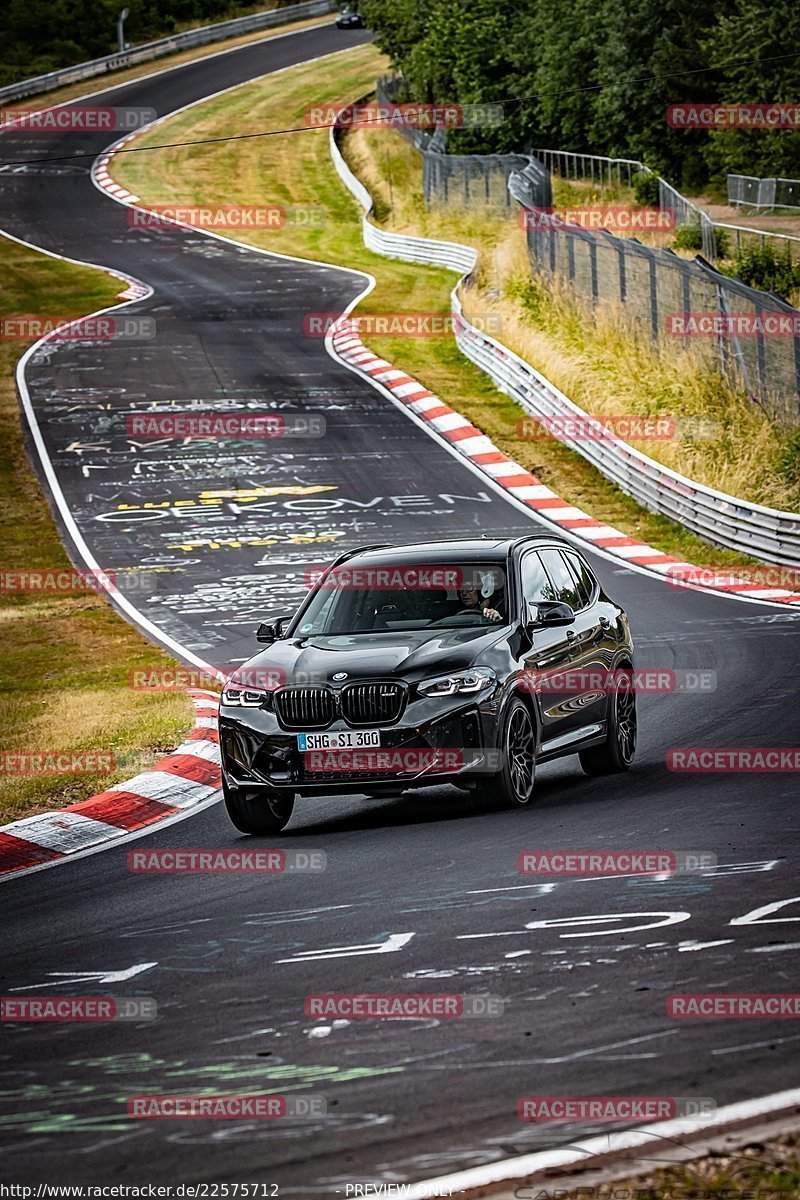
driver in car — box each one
[457,578,503,622]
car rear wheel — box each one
[477,699,536,808]
[223,774,295,834]
[579,666,637,775]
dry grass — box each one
[348,122,800,511]
[553,1131,800,1199]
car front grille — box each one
[341,682,406,726]
[274,687,335,730]
[273,681,407,730]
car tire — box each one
[579,665,637,775]
[223,774,295,834]
[478,698,536,809]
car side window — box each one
[539,548,581,610]
[520,552,556,606]
[564,552,596,610]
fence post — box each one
[589,239,598,306]
[754,305,767,399]
[618,243,627,304]
[648,251,659,339]
[715,282,753,396]
[681,265,691,348]
[567,231,575,281]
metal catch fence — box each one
[728,174,800,212]
[516,201,800,423]
[534,148,800,266]
[376,76,551,211]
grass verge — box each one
[347,122,800,512]
[0,239,193,823]
[112,45,791,573]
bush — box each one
[725,243,800,303]
[673,223,704,252]
[714,228,730,260]
[633,170,660,208]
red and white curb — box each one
[92,119,194,258]
[0,690,221,879]
[330,325,800,606]
[94,130,141,204]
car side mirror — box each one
[256,614,294,643]
[527,600,575,629]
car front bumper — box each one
[219,696,500,797]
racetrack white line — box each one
[0,16,338,124]
[404,1086,800,1199]
[1,43,370,670]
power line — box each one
[2,47,800,169]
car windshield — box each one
[294,561,508,635]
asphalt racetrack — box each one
[1,21,800,1194]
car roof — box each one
[338,534,570,566]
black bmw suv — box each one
[335,6,366,28]
[218,535,636,833]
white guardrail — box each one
[0,0,336,104]
[330,113,800,567]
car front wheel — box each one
[477,698,536,809]
[223,773,295,834]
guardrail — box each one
[330,113,800,566]
[0,0,336,104]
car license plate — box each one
[297,729,381,751]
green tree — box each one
[701,0,800,181]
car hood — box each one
[238,626,506,685]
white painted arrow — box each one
[678,939,734,952]
[276,933,414,963]
[10,962,157,990]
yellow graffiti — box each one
[116,485,336,511]
[199,486,336,499]
[167,533,342,551]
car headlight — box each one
[417,668,496,698]
[221,685,272,708]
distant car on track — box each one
[219,535,636,833]
[335,6,366,27]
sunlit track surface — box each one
[1,24,800,1193]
